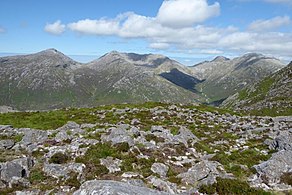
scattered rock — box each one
[250,150,292,191]
[265,130,292,151]
[100,157,122,173]
[177,160,228,186]
[148,176,177,194]
[0,139,15,150]
[20,130,48,145]
[73,180,169,195]
[101,127,134,146]
[43,163,85,179]
[151,163,169,177]
[0,157,33,183]
[174,126,199,146]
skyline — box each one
[0,0,292,64]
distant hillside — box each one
[190,53,285,103]
[0,49,205,110]
[222,61,292,116]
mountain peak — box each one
[212,56,230,62]
[242,53,264,59]
[37,48,67,57]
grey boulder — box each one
[0,157,33,183]
[250,150,292,190]
[0,139,15,150]
[73,180,168,195]
[177,160,227,186]
[151,163,169,177]
[265,130,292,151]
[101,127,134,146]
[20,129,48,145]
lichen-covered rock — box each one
[0,157,33,183]
[100,157,122,173]
[174,126,199,146]
[55,131,73,142]
[20,129,48,145]
[265,130,292,151]
[43,163,85,179]
[151,163,169,177]
[148,176,177,194]
[0,125,13,132]
[15,189,41,195]
[250,150,292,191]
[57,121,80,131]
[73,180,169,195]
[177,160,228,186]
[101,127,134,146]
[0,139,15,150]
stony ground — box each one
[0,103,291,194]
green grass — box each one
[29,169,47,184]
[212,149,271,168]
[199,178,271,195]
[0,102,172,130]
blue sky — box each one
[0,0,291,64]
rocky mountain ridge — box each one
[191,53,285,103]
[0,49,205,110]
[222,61,292,116]
[0,49,286,111]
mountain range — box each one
[0,49,287,111]
[191,53,284,104]
[222,61,292,116]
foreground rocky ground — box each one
[0,103,291,194]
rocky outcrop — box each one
[101,126,134,146]
[265,130,292,151]
[0,157,33,187]
[178,160,230,186]
[250,150,292,191]
[151,163,169,177]
[73,180,169,195]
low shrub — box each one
[49,152,70,164]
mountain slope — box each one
[222,61,292,116]
[0,49,86,110]
[0,50,205,110]
[83,51,205,105]
[191,53,285,103]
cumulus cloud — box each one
[156,0,220,28]
[62,0,292,59]
[68,18,120,35]
[44,20,66,35]
[248,16,291,32]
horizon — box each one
[0,0,292,63]
[0,48,289,66]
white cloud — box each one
[44,20,66,35]
[248,16,291,32]
[157,0,220,28]
[149,43,170,49]
[68,18,120,35]
[200,49,223,54]
[63,0,292,59]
